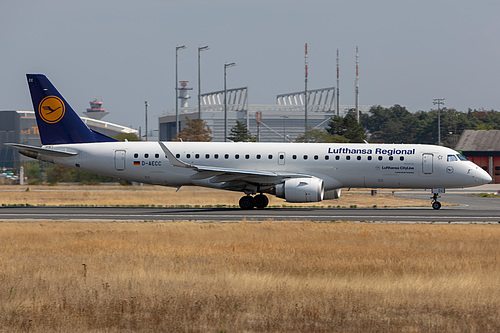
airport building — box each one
[456,129,500,184]
[0,107,138,168]
[159,84,371,142]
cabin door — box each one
[114,150,126,171]
[422,153,433,174]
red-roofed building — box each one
[455,130,500,184]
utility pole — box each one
[433,98,445,145]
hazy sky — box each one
[1,0,500,129]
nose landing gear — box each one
[431,190,443,210]
[239,194,269,210]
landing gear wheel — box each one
[432,201,442,210]
[254,194,269,209]
[431,192,442,210]
[239,196,255,210]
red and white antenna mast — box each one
[355,46,359,122]
[336,48,340,116]
[304,43,308,132]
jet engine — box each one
[275,177,324,203]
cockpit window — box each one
[456,154,468,161]
[447,155,457,162]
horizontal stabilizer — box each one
[5,143,78,157]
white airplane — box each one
[6,74,492,210]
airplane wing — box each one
[159,142,306,184]
[5,143,78,157]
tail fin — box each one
[27,74,117,145]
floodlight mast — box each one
[198,46,210,120]
[224,62,236,142]
[175,45,186,136]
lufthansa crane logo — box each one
[39,96,65,123]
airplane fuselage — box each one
[41,141,489,191]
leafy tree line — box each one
[298,106,500,146]
[361,105,500,146]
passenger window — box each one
[235,154,240,159]
[279,154,284,159]
[325,155,329,160]
[335,156,340,160]
[155,153,160,158]
[144,153,149,158]
[389,156,394,161]
[314,155,319,160]
[292,155,297,160]
[268,154,273,159]
[357,156,361,160]
[224,154,229,159]
[346,156,351,160]
[256,154,261,159]
[367,156,372,161]
[175,153,180,158]
[303,155,308,160]
[378,156,383,161]
[214,154,219,159]
[447,155,457,162]
[195,154,200,159]
[134,153,138,158]
[186,154,191,159]
[400,156,404,161]
[205,154,210,159]
[245,154,250,159]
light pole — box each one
[175,45,186,137]
[224,62,236,142]
[198,45,209,120]
[281,115,288,142]
[144,100,149,141]
[433,98,445,145]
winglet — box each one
[158,141,192,168]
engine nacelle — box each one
[324,188,342,199]
[275,177,324,203]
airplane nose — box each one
[473,167,492,184]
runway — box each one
[1,206,499,223]
[1,185,499,223]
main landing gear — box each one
[239,194,269,210]
[431,193,442,210]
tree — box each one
[363,105,417,143]
[227,120,256,142]
[295,128,348,143]
[113,133,140,141]
[326,114,367,143]
[174,117,212,142]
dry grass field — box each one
[0,221,498,332]
[0,185,436,208]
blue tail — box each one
[27,74,117,145]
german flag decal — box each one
[133,161,140,166]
